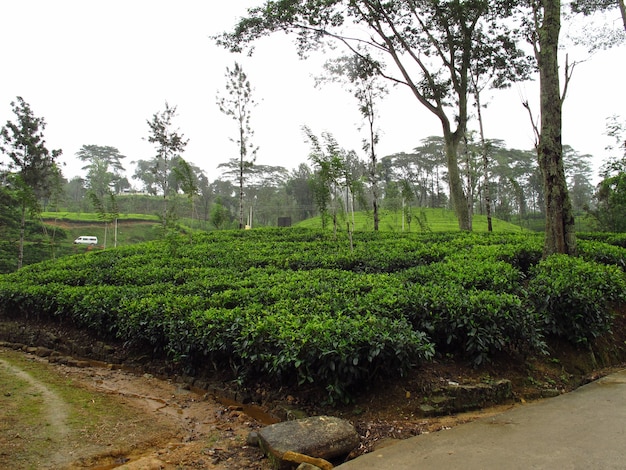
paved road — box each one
[337,369,626,469]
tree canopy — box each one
[145,102,189,229]
[0,97,62,268]
[217,62,259,229]
[215,0,533,231]
[76,144,128,197]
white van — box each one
[74,236,98,245]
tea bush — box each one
[402,257,523,293]
[578,240,626,271]
[528,255,626,344]
[405,284,544,364]
[0,228,624,402]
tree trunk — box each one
[239,163,244,229]
[483,155,493,232]
[370,150,380,232]
[366,97,380,231]
[161,153,169,231]
[18,204,26,270]
[474,88,493,232]
[443,133,472,231]
[239,127,245,230]
[537,0,577,256]
[373,198,379,231]
[464,142,475,231]
[162,192,167,230]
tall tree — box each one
[216,0,530,231]
[132,159,159,195]
[562,146,594,212]
[88,190,119,248]
[76,144,127,198]
[244,165,290,226]
[320,54,387,230]
[590,157,626,231]
[210,197,230,229]
[218,162,287,227]
[468,3,534,231]
[303,126,347,231]
[77,144,127,226]
[0,185,20,242]
[383,137,449,208]
[145,102,188,230]
[526,0,577,255]
[416,137,449,209]
[489,146,541,220]
[194,170,212,228]
[588,116,626,231]
[0,97,62,269]
[208,179,238,222]
[217,62,259,229]
[285,163,316,222]
[172,158,200,229]
[64,176,88,212]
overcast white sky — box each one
[1,1,624,186]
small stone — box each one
[35,347,53,357]
[296,463,323,470]
[247,431,260,446]
[283,451,332,470]
[419,404,437,414]
[541,388,562,398]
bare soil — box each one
[1,346,269,470]
[1,314,626,469]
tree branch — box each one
[561,53,580,102]
[522,100,540,149]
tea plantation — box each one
[0,228,625,403]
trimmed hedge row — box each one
[528,255,626,344]
[0,228,625,402]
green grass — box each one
[43,208,523,233]
[39,216,163,250]
[296,207,525,232]
[40,212,159,222]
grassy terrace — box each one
[295,207,525,232]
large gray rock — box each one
[258,415,360,469]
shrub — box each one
[578,240,626,271]
[528,255,626,345]
[1,228,624,403]
[406,284,544,365]
[577,232,626,248]
[227,309,435,404]
[402,257,523,294]
[494,241,543,275]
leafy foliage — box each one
[217,62,258,229]
[0,228,624,402]
[216,0,534,231]
[1,97,62,269]
[528,255,626,344]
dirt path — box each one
[1,358,71,434]
[0,348,270,469]
[1,346,518,470]
[3,314,622,470]
[0,358,72,468]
